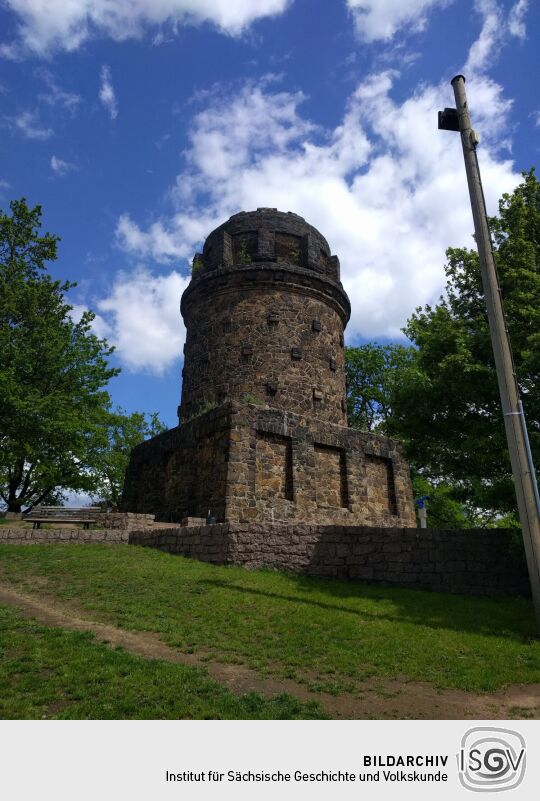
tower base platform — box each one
[122,401,415,527]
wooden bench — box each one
[23,506,103,530]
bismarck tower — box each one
[122,209,415,526]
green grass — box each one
[1,544,539,695]
[0,604,326,719]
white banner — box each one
[0,720,538,800]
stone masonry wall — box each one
[181,284,348,425]
[122,404,232,522]
[99,512,155,530]
[201,209,334,276]
[0,528,130,544]
[225,404,416,526]
[1,523,528,598]
[122,401,416,526]
[180,209,350,424]
[129,524,530,598]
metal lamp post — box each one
[439,75,540,631]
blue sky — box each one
[1,0,538,429]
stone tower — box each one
[122,209,415,527]
[180,209,349,425]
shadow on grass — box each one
[198,575,537,642]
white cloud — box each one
[69,304,112,340]
[116,214,190,262]
[346,0,453,42]
[115,70,518,346]
[36,69,81,111]
[464,0,530,74]
[6,109,53,139]
[95,269,190,373]
[508,0,528,39]
[116,81,320,261]
[99,65,118,120]
[465,0,504,74]
[50,154,76,175]
[1,0,291,57]
[347,0,529,61]
[3,71,82,142]
[71,276,189,374]
[0,42,20,60]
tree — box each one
[92,409,167,509]
[0,199,119,512]
[345,170,539,526]
[346,343,415,433]
[346,343,475,526]
[399,171,538,520]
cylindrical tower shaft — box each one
[179,209,351,425]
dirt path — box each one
[1,582,538,720]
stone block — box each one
[382,542,402,554]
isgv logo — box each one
[458,727,526,792]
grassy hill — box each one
[1,543,539,718]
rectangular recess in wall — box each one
[256,431,294,501]
[232,230,258,263]
[275,231,302,264]
[365,455,398,516]
[314,444,349,508]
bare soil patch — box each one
[0,582,538,720]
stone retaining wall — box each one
[0,528,130,544]
[129,523,530,597]
[99,513,156,530]
[1,523,529,598]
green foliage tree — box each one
[345,342,415,433]
[391,170,539,518]
[92,409,167,509]
[346,343,473,526]
[345,170,539,526]
[0,199,119,512]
